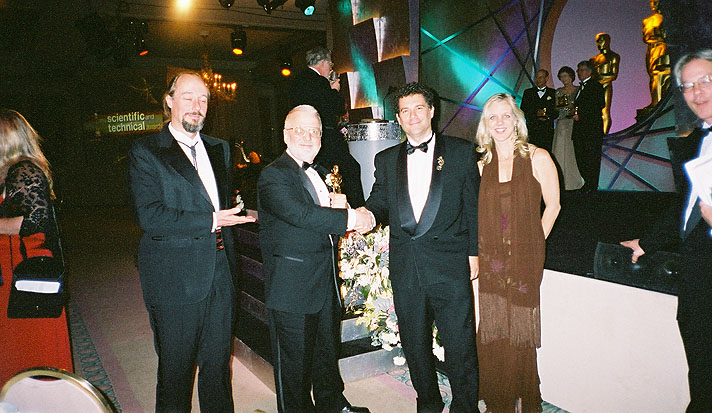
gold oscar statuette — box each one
[325,165,342,194]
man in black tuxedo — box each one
[520,69,557,151]
[622,50,712,413]
[572,60,606,192]
[128,72,256,412]
[364,83,479,412]
[258,105,373,413]
[289,47,365,207]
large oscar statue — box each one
[639,0,670,118]
[590,33,620,134]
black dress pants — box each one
[392,278,479,413]
[269,284,348,413]
[147,250,235,413]
[572,129,602,191]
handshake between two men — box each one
[329,193,376,234]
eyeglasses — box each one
[678,74,712,94]
[285,126,322,138]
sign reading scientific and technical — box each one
[85,111,163,136]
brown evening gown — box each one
[477,146,545,412]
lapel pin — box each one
[436,156,444,171]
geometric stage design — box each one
[420,0,677,192]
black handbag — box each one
[7,207,66,318]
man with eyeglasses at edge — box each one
[621,49,712,412]
[257,105,374,412]
[289,46,365,208]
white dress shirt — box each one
[169,123,220,230]
[407,134,435,222]
[537,87,546,98]
[682,123,712,231]
[286,150,356,230]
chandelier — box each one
[199,32,237,100]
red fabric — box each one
[0,231,73,386]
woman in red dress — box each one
[0,109,72,385]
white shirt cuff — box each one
[212,212,218,232]
[346,208,356,231]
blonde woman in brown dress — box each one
[474,93,560,412]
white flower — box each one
[381,332,399,345]
[393,356,406,366]
[433,342,445,362]
[340,225,442,360]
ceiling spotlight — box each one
[218,0,234,8]
[257,0,287,14]
[231,29,246,55]
[280,59,292,77]
[295,0,315,15]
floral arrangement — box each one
[339,226,443,364]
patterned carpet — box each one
[68,301,121,412]
[67,298,567,413]
[387,368,568,413]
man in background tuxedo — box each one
[289,47,365,207]
[572,60,606,192]
[128,72,256,412]
[621,49,712,412]
[364,82,479,412]
[521,69,557,151]
[258,105,373,413]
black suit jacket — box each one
[289,68,345,131]
[639,128,712,319]
[521,86,556,125]
[258,152,348,314]
[573,79,605,139]
[128,125,237,306]
[365,135,479,287]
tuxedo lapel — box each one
[396,143,418,236]
[203,137,227,209]
[160,133,212,207]
[414,137,444,238]
[278,153,320,205]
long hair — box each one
[475,93,530,165]
[0,109,53,192]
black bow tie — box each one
[301,161,320,171]
[538,87,546,91]
[406,136,433,155]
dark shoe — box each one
[340,405,370,413]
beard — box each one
[181,113,205,133]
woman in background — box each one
[0,109,72,384]
[474,94,560,412]
[551,66,584,191]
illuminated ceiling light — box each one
[280,59,292,77]
[295,0,315,16]
[231,29,246,55]
[257,0,287,14]
[218,0,234,8]
[177,0,191,12]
